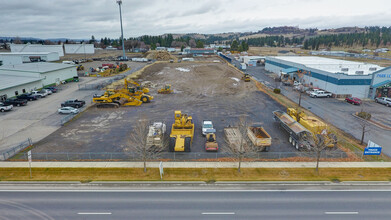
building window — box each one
[22,89,26,93]
[355,71,364,75]
[341,68,349,72]
[15,91,19,96]
[369,67,377,71]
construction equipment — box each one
[158,84,173,94]
[287,108,337,148]
[247,125,272,152]
[92,89,142,108]
[146,122,166,150]
[242,73,251,82]
[169,111,194,152]
[77,65,84,71]
[205,129,218,152]
[120,79,153,103]
[273,110,312,150]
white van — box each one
[62,61,75,65]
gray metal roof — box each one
[0,74,41,90]
[0,62,75,73]
[0,52,56,55]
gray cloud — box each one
[0,0,391,39]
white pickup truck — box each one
[202,120,214,136]
[310,90,332,98]
[375,97,391,107]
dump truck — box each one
[169,111,194,152]
[92,90,142,108]
[287,108,337,148]
[146,122,166,149]
[273,110,312,150]
[247,125,272,152]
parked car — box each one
[293,81,301,86]
[345,97,362,105]
[306,88,322,95]
[3,98,27,106]
[45,87,57,93]
[202,120,214,136]
[44,89,53,95]
[17,93,38,101]
[58,107,79,114]
[31,90,47,98]
[375,97,391,107]
[0,102,13,112]
[61,99,86,108]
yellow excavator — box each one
[158,84,173,94]
[287,108,337,147]
[92,89,142,108]
[169,111,194,152]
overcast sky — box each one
[1,0,391,39]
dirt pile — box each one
[144,51,177,61]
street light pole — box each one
[116,0,126,59]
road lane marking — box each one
[325,212,358,215]
[202,212,235,215]
[77,212,112,215]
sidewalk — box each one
[2,161,391,168]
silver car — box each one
[58,107,79,114]
[375,97,391,107]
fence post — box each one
[46,153,48,160]
[67,152,69,161]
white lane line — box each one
[2,189,391,192]
[202,212,235,215]
[77,212,112,215]
[325,212,358,215]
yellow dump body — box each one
[169,111,194,152]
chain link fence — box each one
[0,138,32,161]
[8,150,364,162]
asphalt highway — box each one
[0,189,390,219]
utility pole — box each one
[116,0,126,59]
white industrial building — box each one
[265,56,391,98]
[0,63,77,98]
[10,43,64,57]
[64,44,95,54]
[0,52,60,66]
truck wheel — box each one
[263,146,270,152]
[76,105,80,108]
[327,95,331,98]
[295,143,299,150]
[292,139,296,147]
[387,103,390,107]
[169,137,176,152]
[141,96,149,103]
[314,95,317,98]
[289,136,292,143]
[0,109,4,112]
[184,137,191,152]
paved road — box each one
[0,189,390,219]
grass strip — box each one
[1,168,391,182]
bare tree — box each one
[189,39,196,48]
[357,101,371,145]
[224,116,257,173]
[128,118,166,172]
[303,132,337,174]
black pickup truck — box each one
[61,99,86,108]
[4,98,28,107]
[17,93,38,101]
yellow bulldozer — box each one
[242,73,251,82]
[169,111,194,152]
[287,108,337,148]
[92,89,142,108]
[158,84,173,94]
[117,79,153,103]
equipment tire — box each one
[141,96,149,103]
[292,139,296,147]
[295,142,299,150]
[184,137,191,152]
[263,146,270,152]
[169,137,176,152]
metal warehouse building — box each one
[0,63,77,98]
[265,56,391,98]
[0,52,60,66]
[10,43,64,57]
[64,44,95,54]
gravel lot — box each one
[32,60,302,156]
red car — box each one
[345,97,362,105]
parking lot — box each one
[0,61,148,154]
[246,65,391,156]
[31,59,311,158]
